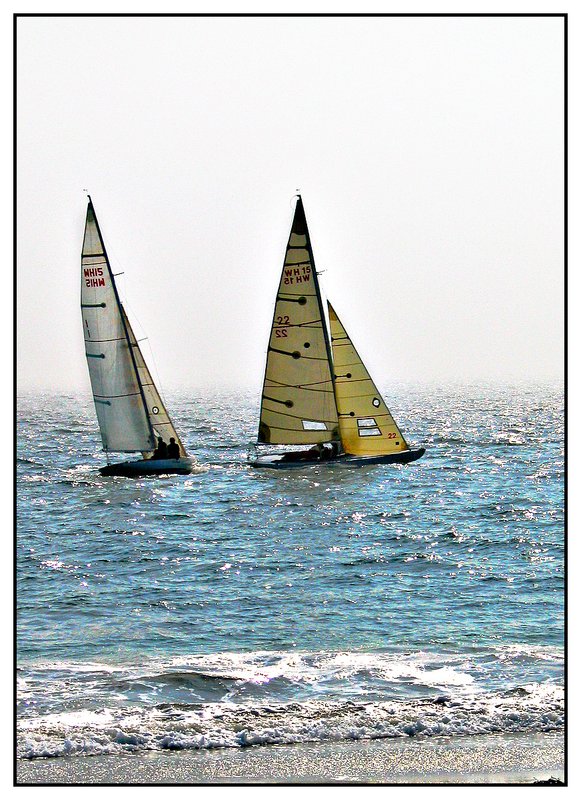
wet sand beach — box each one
[17,731,565,785]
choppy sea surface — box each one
[17,383,564,759]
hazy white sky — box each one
[17,15,564,392]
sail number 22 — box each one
[275,315,290,337]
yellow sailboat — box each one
[251,196,425,468]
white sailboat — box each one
[251,196,425,468]
[81,197,194,476]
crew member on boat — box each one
[153,437,168,459]
[167,437,180,460]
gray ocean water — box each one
[17,383,564,759]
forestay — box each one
[81,201,155,453]
[328,303,409,457]
[121,307,187,457]
[258,197,339,445]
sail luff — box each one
[328,302,410,456]
[257,196,339,445]
[81,199,155,453]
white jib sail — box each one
[258,197,339,445]
[328,303,409,457]
[121,307,187,457]
[81,201,155,453]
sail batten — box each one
[328,303,409,457]
[257,197,339,445]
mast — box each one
[87,196,156,451]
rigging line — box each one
[94,391,141,399]
[124,311,185,453]
[260,424,336,435]
[122,298,171,412]
[337,410,393,419]
[266,377,333,388]
[336,392,390,403]
[272,320,323,329]
[264,385,334,394]
[84,336,125,343]
[261,404,337,424]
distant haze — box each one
[17,16,564,393]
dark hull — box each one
[343,448,426,466]
[251,447,426,469]
[99,458,194,477]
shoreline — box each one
[17,731,565,785]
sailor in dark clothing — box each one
[167,437,180,460]
[153,437,168,459]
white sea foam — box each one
[18,680,564,759]
[19,647,560,710]
[18,646,564,757]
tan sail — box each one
[81,201,155,453]
[121,307,187,457]
[258,197,339,444]
[328,303,409,456]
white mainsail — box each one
[258,197,339,445]
[81,198,174,455]
[328,303,409,457]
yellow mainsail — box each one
[328,303,409,457]
[258,197,339,445]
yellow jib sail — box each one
[258,197,339,445]
[328,303,409,456]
